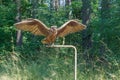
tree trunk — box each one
[55,0,59,11]
[31,0,38,18]
[59,0,65,7]
[65,0,72,19]
[50,0,54,10]
[65,0,71,6]
[81,0,92,50]
[50,0,59,11]
[15,0,22,46]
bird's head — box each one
[49,26,57,33]
[51,26,57,31]
[51,26,57,29]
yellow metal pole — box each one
[47,45,77,80]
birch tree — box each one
[81,0,92,50]
[15,0,22,46]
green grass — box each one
[0,48,120,80]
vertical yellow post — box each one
[47,45,77,80]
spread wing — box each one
[57,20,86,37]
[14,18,50,36]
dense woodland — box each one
[0,0,120,80]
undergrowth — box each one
[0,45,119,80]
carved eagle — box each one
[14,18,86,44]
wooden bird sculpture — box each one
[14,18,86,44]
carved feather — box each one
[57,20,86,37]
[14,18,86,44]
[14,18,50,36]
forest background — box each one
[0,0,120,80]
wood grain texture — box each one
[14,18,50,36]
[14,18,86,44]
[57,20,86,37]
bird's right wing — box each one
[57,20,86,37]
[14,18,50,36]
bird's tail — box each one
[41,39,49,44]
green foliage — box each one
[0,4,16,26]
[0,49,119,80]
[0,1,16,51]
[90,0,120,54]
[71,1,82,18]
[0,26,16,52]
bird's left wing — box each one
[57,20,86,37]
[14,18,50,36]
